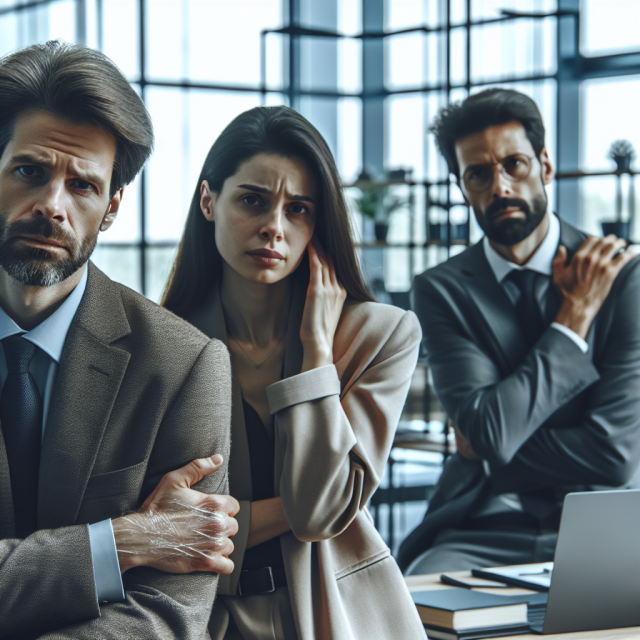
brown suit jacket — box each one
[188,274,426,640]
[0,263,232,639]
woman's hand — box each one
[300,241,347,372]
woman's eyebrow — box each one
[237,183,269,193]
[237,183,314,203]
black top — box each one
[241,399,285,571]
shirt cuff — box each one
[88,519,125,604]
[266,364,341,415]
[550,322,589,353]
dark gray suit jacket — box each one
[0,263,232,638]
[398,219,640,570]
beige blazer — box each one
[188,275,425,640]
[0,263,232,638]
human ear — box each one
[200,180,216,222]
[100,187,125,232]
[539,148,555,186]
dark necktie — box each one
[1,336,42,538]
[504,270,559,522]
[505,269,545,347]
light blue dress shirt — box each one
[0,266,125,604]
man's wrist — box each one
[112,514,145,573]
[554,299,596,340]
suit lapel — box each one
[38,264,131,529]
[457,243,528,373]
[0,426,15,538]
[558,217,587,258]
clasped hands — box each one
[112,454,239,574]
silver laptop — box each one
[533,488,640,633]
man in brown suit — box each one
[0,42,237,638]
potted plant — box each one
[602,140,636,241]
[354,185,408,242]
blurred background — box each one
[3,0,639,554]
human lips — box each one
[485,198,530,223]
[492,207,523,221]
[247,248,285,267]
[16,234,67,250]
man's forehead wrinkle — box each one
[12,140,109,181]
[456,124,534,168]
[11,113,116,169]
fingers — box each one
[167,454,224,490]
[574,236,601,280]
[141,455,224,511]
[598,235,625,261]
[553,244,567,268]
[199,493,241,519]
[569,235,632,282]
[307,242,323,289]
[202,552,235,575]
[309,239,343,292]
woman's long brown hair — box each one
[162,105,374,318]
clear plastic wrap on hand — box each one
[116,499,233,561]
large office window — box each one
[1,1,638,302]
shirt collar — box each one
[483,212,560,283]
[0,266,88,363]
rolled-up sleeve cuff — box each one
[88,519,125,604]
[550,322,589,353]
[266,364,341,415]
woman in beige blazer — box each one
[163,106,425,640]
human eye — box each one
[466,166,490,186]
[504,155,529,177]
[16,165,44,180]
[70,178,95,192]
[288,202,309,216]
[241,194,262,206]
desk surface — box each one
[404,571,640,640]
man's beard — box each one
[0,216,97,287]
[475,193,547,246]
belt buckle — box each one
[238,566,275,596]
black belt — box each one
[238,566,287,596]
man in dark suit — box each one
[398,88,640,574]
[0,42,237,638]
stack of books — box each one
[412,588,532,640]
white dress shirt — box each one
[472,213,588,518]
[0,266,124,603]
[483,212,588,353]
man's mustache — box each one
[3,217,72,246]
[484,197,531,222]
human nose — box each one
[31,177,67,223]
[490,163,512,199]
[259,205,284,243]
